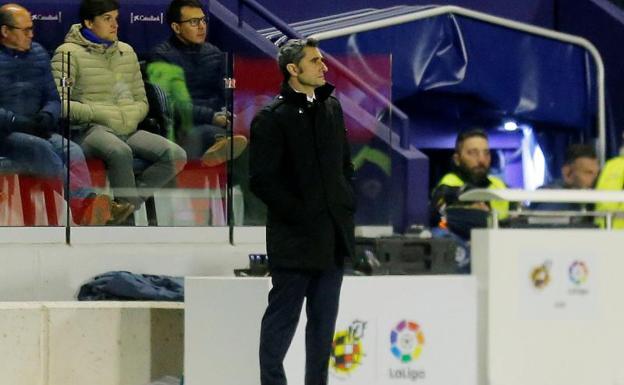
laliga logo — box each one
[569,260,589,285]
[390,320,425,363]
[130,12,164,24]
[329,320,366,377]
[31,12,62,22]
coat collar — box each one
[279,82,335,107]
[0,44,29,57]
[169,34,203,52]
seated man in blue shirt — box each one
[531,144,599,216]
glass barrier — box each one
[0,47,68,227]
[54,47,233,228]
[233,48,398,229]
[326,52,395,228]
[142,50,233,227]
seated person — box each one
[431,128,508,235]
[51,0,187,214]
[531,144,599,221]
[146,0,247,166]
[0,3,132,225]
[430,128,508,272]
[594,150,624,229]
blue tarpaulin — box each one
[319,12,599,149]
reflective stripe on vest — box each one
[437,172,509,218]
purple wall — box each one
[224,0,555,29]
[556,0,624,156]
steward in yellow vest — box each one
[430,129,509,233]
[595,156,624,228]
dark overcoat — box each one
[250,82,355,270]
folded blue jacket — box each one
[78,271,184,301]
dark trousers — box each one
[259,266,344,385]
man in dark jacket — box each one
[0,3,132,225]
[250,38,355,385]
[147,0,246,166]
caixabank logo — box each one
[388,320,426,382]
[329,320,367,379]
[130,12,164,24]
[31,11,62,22]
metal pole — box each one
[224,53,236,244]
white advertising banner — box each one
[472,229,622,385]
[284,277,477,385]
[518,252,599,320]
[186,276,477,385]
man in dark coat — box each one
[147,0,247,165]
[250,38,355,385]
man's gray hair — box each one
[277,38,319,80]
[0,4,22,27]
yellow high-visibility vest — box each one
[437,172,509,219]
[595,157,624,228]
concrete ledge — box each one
[0,302,183,385]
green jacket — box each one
[595,156,624,228]
[51,24,148,136]
[145,61,193,141]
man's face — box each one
[290,46,328,91]
[1,9,34,52]
[85,9,119,42]
[173,6,207,45]
[563,157,599,189]
[454,136,491,182]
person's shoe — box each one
[80,194,112,226]
[107,201,135,225]
[201,135,248,167]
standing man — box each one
[250,38,355,385]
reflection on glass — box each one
[233,51,395,228]
[145,50,238,226]
[327,53,394,227]
[51,21,188,227]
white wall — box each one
[0,302,183,385]
[472,229,624,385]
[0,227,266,301]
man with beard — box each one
[532,144,599,214]
[432,128,508,224]
[430,129,508,271]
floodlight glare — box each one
[503,120,519,131]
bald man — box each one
[0,3,133,225]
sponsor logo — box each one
[388,367,426,381]
[130,12,164,24]
[530,260,552,289]
[390,320,424,363]
[388,320,426,382]
[568,260,589,296]
[329,320,366,378]
[31,12,62,22]
[568,260,588,285]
